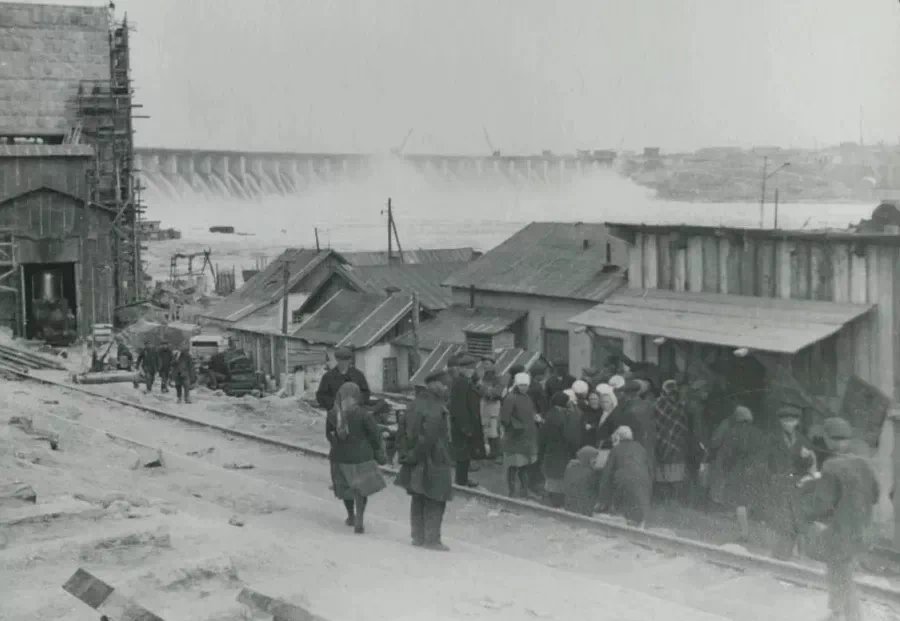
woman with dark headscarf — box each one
[539,391,580,507]
[719,405,770,541]
[326,382,387,533]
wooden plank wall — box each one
[626,231,892,401]
[629,230,900,543]
[0,156,115,336]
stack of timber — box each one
[0,342,67,377]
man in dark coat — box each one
[448,353,484,487]
[545,361,576,401]
[172,345,195,404]
[133,338,159,392]
[157,341,173,393]
[395,369,453,551]
[797,417,878,621]
[580,367,600,392]
[316,347,370,411]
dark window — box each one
[543,329,570,373]
[591,334,624,372]
[382,357,400,392]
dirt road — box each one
[3,376,897,621]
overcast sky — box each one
[45,0,900,153]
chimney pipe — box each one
[606,242,612,263]
[469,285,475,308]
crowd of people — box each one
[322,349,880,621]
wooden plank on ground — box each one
[237,586,324,621]
[62,568,165,621]
[0,482,37,507]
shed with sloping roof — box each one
[392,304,526,355]
[199,248,347,326]
[292,290,417,393]
[340,261,468,311]
[0,142,117,339]
[603,219,900,545]
[441,222,628,376]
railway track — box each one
[7,370,900,620]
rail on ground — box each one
[10,368,900,607]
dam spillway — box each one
[134,148,618,201]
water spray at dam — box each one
[140,152,876,254]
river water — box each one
[143,162,877,285]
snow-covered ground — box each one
[5,374,899,621]
[2,377,742,621]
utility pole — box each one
[411,292,421,372]
[773,188,780,230]
[759,156,768,228]
[281,258,290,335]
[314,228,320,252]
[387,198,393,264]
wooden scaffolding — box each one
[74,13,145,308]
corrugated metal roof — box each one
[442,222,628,301]
[0,4,110,136]
[293,290,413,349]
[342,247,477,266]
[201,249,333,322]
[568,288,874,355]
[392,305,526,349]
[0,144,95,157]
[409,342,465,385]
[408,341,546,386]
[493,347,547,376]
[342,262,468,310]
[230,294,311,336]
[338,294,414,349]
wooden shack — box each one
[0,145,116,337]
[573,222,900,544]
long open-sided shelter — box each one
[572,221,900,544]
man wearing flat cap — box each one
[395,368,453,550]
[448,352,485,487]
[797,417,878,621]
[316,346,370,411]
[546,361,576,404]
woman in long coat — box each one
[597,425,653,527]
[326,382,386,534]
[539,392,580,507]
[500,372,539,497]
[718,406,770,541]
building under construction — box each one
[0,2,143,340]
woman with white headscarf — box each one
[499,372,539,498]
[597,425,652,527]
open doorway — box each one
[23,262,77,343]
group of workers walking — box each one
[129,338,195,403]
